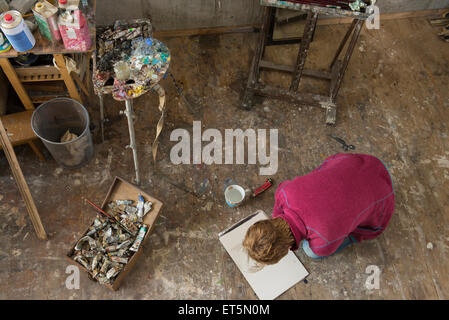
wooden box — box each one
[66,176,163,290]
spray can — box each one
[0,10,35,52]
[58,9,91,51]
[32,1,61,42]
[0,31,11,53]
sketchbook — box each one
[219,210,309,300]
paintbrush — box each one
[86,199,137,236]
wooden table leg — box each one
[330,19,357,70]
[0,58,34,110]
[290,11,318,92]
[84,52,92,93]
[54,54,82,103]
[0,119,47,240]
[241,6,273,110]
[330,19,363,101]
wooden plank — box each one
[15,66,62,82]
[250,83,330,107]
[259,60,332,79]
[30,94,69,104]
[24,81,66,92]
[146,9,448,40]
[317,8,448,26]
[54,54,82,103]
[0,118,47,240]
[154,25,257,38]
[260,0,370,20]
[290,11,318,91]
[330,19,363,101]
[0,58,34,110]
[241,6,273,110]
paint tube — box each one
[91,253,102,271]
[99,259,111,274]
[129,225,148,252]
[106,266,120,279]
[74,255,90,270]
[110,256,128,264]
[116,200,133,206]
[137,194,145,218]
[143,201,152,215]
[75,235,97,251]
[117,239,132,250]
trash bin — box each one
[31,97,94,169]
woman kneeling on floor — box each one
[243,153,395,262]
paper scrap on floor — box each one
[219,210,309,300]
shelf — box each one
[15,66,63,83]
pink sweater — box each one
[273,153,395,257]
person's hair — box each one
[242,217,295,265]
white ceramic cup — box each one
[224,184,246,208]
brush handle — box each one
[252,178,273,197]
[86,199,136,236]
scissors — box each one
[327,134,355,152]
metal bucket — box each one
[31,97,94,169]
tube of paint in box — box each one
[136,194,145,218]
[129,224,148,252]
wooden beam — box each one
[154,25,258,38]
[0,118,47,240]
[259,60,332,80]
[148,9,447,39]
[0,58,34,110]
[317,8,448,26]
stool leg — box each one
[123,99,141,185]
[28,140,45,161]
[98,94,105,143]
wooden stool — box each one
[242,1,370,124]
[0,110,44,160]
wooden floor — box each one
[1,16,449,299]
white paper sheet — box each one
[219,210,309,300]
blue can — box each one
[0,10,36,52]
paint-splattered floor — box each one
[1,16,449,299]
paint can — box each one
[57,0,80,11]
[0,31,11,53]
[58,9,91,51]
[224,184,246,208]
[0,10,35,52]
[32,1,61,42]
